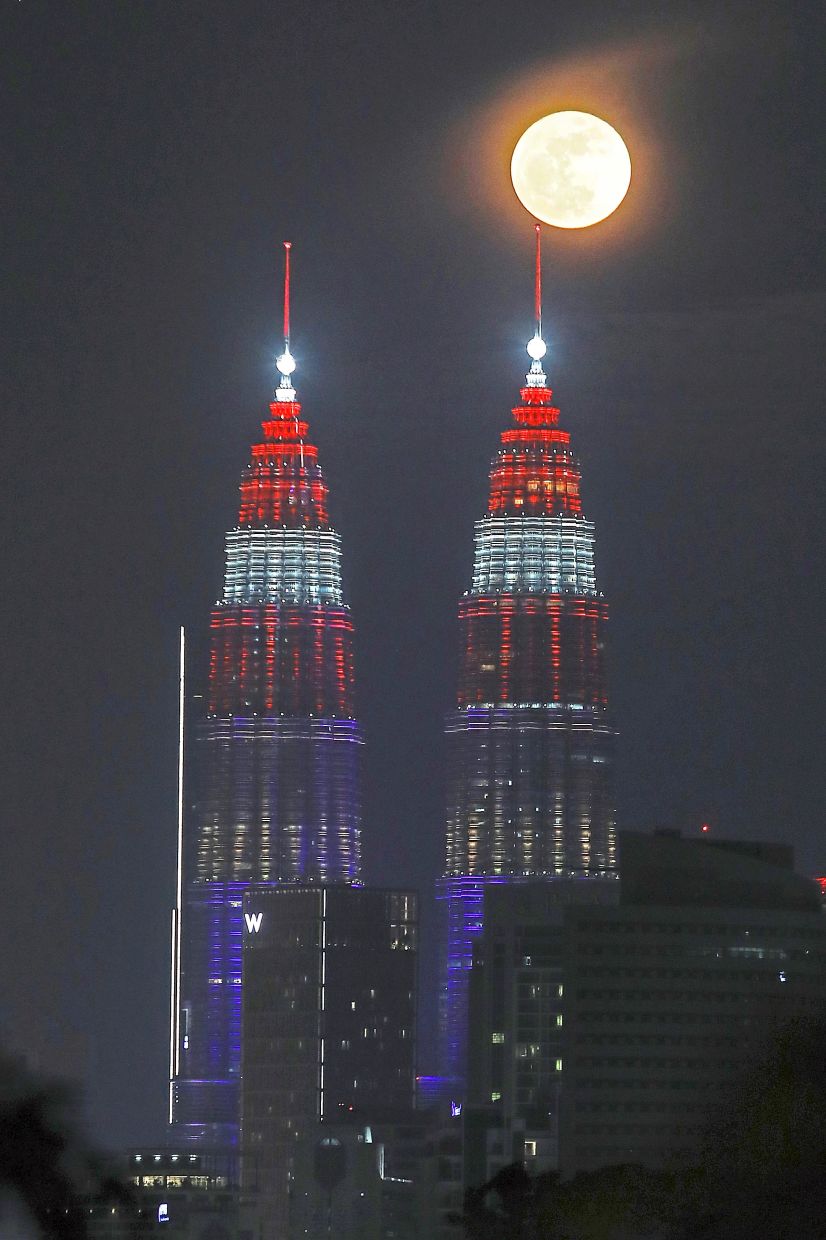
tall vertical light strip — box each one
[168,625,186,1122]
[319,886,327,1120]
[437,234,616,1089]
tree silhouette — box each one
[0,1052,134,1239]
[456,1020,826,1240]
[687,1016,826,1240]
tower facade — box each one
[172,246,363,1144]
[437,231,616,1087]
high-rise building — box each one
[171,245,364,1146]
[240,884,417,1235]
[437,229,616,1088]
[465,879,619,1181]
[560,830,826,1173]
[465,830,826,1176]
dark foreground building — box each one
[466,877,619,1180]
[171,246,364,1146]
[240,884,417,1234]
[465,829,826,1178]
[437,230,617,1089]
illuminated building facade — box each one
[437,229,616,1087]
[171,245,363,1145]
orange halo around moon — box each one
[511,111,632,229]
[441,35,677,253]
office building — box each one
[465,830,826,1177]
[240,884,417,1233]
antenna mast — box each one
[534,223,542,340]
[283,240,291,352]
[275,241,297,400]
[526,224,547,379]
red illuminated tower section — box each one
[173,245,363,1145]
[197,380,361,884]
[437,229,616,1087]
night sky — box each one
[2,0,824,1148]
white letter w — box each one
[244,912,263,934]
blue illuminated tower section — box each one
[172,244,363,1144]
[436,229,616,1089]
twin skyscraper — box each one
[169,233,616,1152]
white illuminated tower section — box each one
[171,244,363,1145]
[437,228,616,1089]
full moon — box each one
[511,111,631,229]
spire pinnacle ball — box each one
[276,348,296,376]
[511,111,631,229]
[527,333,546,360]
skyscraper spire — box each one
[283,239,291,348]
[526,224,547,385]
[534,222,542,338]
[275,240,297,400]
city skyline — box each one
[2,1,823,1151]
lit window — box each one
[492,1032,505,1044]
[491,1091,501,1102]
[555,1058,563,1072]
[524,1140,537,1157]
